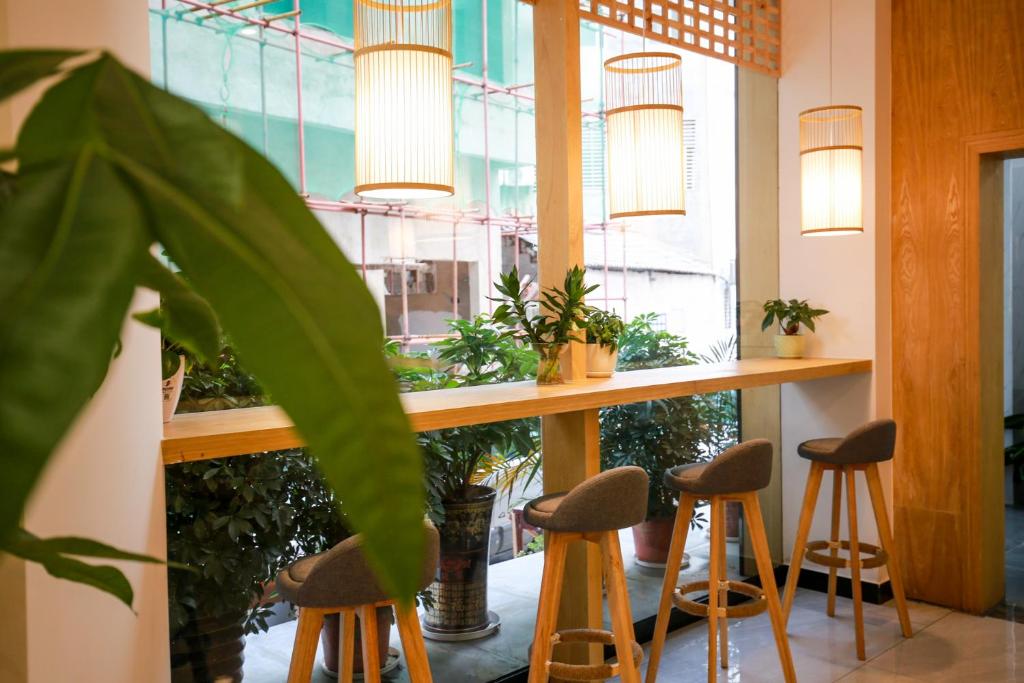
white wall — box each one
[778,0,891,583]
[0,1,169,682]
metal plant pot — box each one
[423,485,500,640]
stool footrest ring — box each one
[672,580,767,619]
[546,629,643,681]
[805,540,888,569]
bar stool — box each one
[524,466,648,683]
[781,419,912,660]
[276,522,439,683]
[647,439,797,683]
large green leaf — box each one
[2,529,156,609]
[0,150,148,545]
[8,52,425,601]
[0,49,80,102]
[134,253,222,364]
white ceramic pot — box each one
[586,344,619,377]
[774,334,806,359]
[162,355,185,423]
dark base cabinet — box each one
[170,612,246,683]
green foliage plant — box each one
[0,50,422,607]
[396,316,540,517]
[584,307,626,350]
[761,298,829,336]
[492,265,596,384]
[491,265,596,347]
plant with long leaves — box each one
[491,265,597,347]
[0,50,423,607]
[761,298,829,336]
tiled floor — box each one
[245,516,1024,682]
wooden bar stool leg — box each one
[395,603,433,683]
[528,532,569,683]
[340,609,356,683]
[646,493,696,683]
[358,605,383,683]
[706,496,723,683]
[716,503,729,670]
[845,467,866,660]
[287,607,325,683]
[782,462,825,622]
[743,492,797,683]
[827,468,843,617]
[865,463,913,638]
[601,531,641,683]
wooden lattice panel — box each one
[577,0,781,77]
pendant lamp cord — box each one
[828,0,833,104]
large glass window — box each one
[153,3,740,681]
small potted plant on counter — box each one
[492,266,596,384]
[584,307,625,377]
[761,298,829,358]
[161,339,188,423]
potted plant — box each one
[1,51,425,616]
[491,266,596,384]
[168,347,395,681]
[393,316,540,638]
[161,340,188,422]
[761,298,829,358]
[584,307,625,377]
[599,314,715,565]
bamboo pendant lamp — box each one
[799,0,863,236]
[354,0,454,199]
[799,105,863,236]
[604,52,686,219]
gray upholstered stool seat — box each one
[277,522,439,608]
[278,522,439,683]
[796,419,896,464]
[663,439,773,495]
[523,465,647,532]
[526,466,648,683]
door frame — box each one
[963,129,1024,611]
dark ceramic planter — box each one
[423,485,497,634]
[169,611,246,683]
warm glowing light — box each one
[799,105,863,236]
[354,0,453,199]
[604,52,686,219]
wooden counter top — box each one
[161,357,871,465]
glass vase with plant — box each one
[491,266,596,384]
[761,298,829,358]
[584,307,625,377]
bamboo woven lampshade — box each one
[354,0,454,199]
[799,105,863,236]
[604,52,686,219]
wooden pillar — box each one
[532,0,602,668]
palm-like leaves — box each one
[761,298,829,335]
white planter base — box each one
[586,344,618,377]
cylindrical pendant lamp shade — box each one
[799,105,863,236]
[604,52,685,219]
[354,0,453,199]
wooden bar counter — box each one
[162,357,870,464]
